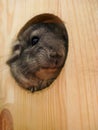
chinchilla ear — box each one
[6,40,22,65]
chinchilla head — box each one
[7,13,68,92]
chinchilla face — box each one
[7,14,68,92]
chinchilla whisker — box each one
[0,54,11,58]
[0,66,8,72]
[0,65,6,68]
[0,62,8,66]
[21,67,29,74]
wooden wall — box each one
[0,0,98,130]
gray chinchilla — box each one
[7,13,68,92]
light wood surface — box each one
[0,0,98,130]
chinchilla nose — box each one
[50,51,62,58]
[49,50,63,67]
[50,51,57,58]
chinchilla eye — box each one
[31,36,39,46]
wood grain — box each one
[0,0,98,130]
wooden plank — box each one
[0,0,98,130]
